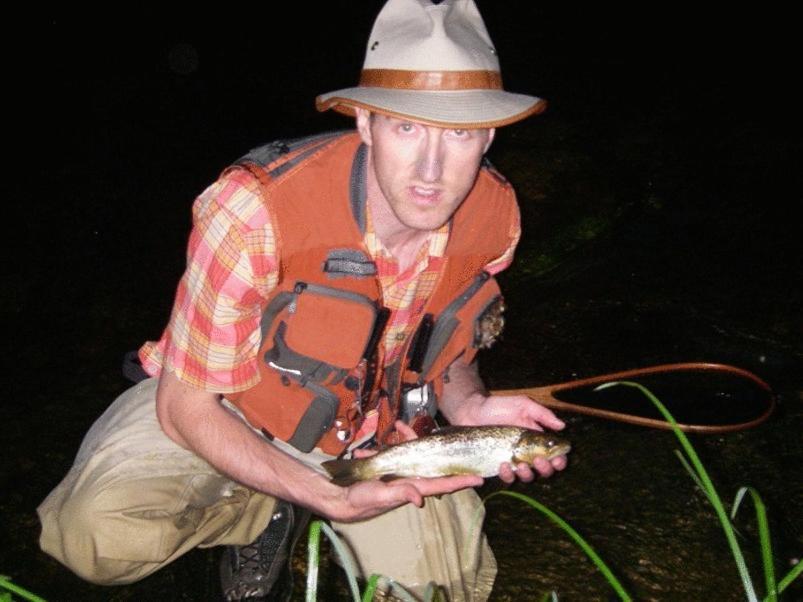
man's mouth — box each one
[410,186,442,203]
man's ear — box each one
[355,108,373,146]
[483,128,496,154]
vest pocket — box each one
[248,368,340,453]
[253,281,384,453]
[271,282,379,372]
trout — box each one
[321,425,571,486]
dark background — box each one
[5,2,801,599]
[12,2,799,349]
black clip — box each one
[406,313,434,373]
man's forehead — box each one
[369,112,489,132]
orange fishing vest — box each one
[226,132,519,456]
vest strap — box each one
[420,272,490,376]
[286,380,339,453]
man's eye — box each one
[399,123,415,133]
[453,129,467,136]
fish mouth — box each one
[513,442,571,464]
[548,442,572,458]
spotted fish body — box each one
[322,425,571,486]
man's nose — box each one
[416,128,443,183]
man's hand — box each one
[333,473,484,523]
[438,360,569,484]
[456,391,565,431]
[455,392,568,483]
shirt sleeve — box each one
[139,167,279,393]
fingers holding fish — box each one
[530,452,569,478]
[335,473,485,522]
[352,420,419,459]
[533,456,557,478]
[497,454,567,484]
[546,453,568,472]
[393,473,485,502]
[393,419,419,441]
[498,461,534,484]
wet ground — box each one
[6,4,801,601]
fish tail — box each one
[322,458,366,486]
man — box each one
[38,1,568,600]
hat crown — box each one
[364,0,500,72]
[315,0,546,128]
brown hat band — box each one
[359,69,503,91]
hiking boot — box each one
[220,499,310,601]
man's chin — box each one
[399,213,451,234]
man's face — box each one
[356,109,495,235]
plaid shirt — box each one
[140,164,520,394]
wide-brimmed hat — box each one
[316,0,546,128]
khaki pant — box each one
[38,378,497,600]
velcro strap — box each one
[323,248,377,278]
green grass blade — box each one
[774,559,802,597]
[361,574,381,602]
[306,520,323,602]
[303,524,432,602]
[596,381,758,602]
[318,522,362,602]
[674,449,714,503]
[484,490,632,601]
[539,592,559,602]
[676,450,746,540]
[731,487,776,601]
[365,576,419,602]
[0,576,47,602]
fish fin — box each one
[430,425,462,435]
[321,458,361,487]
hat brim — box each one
[316,87,546,128]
